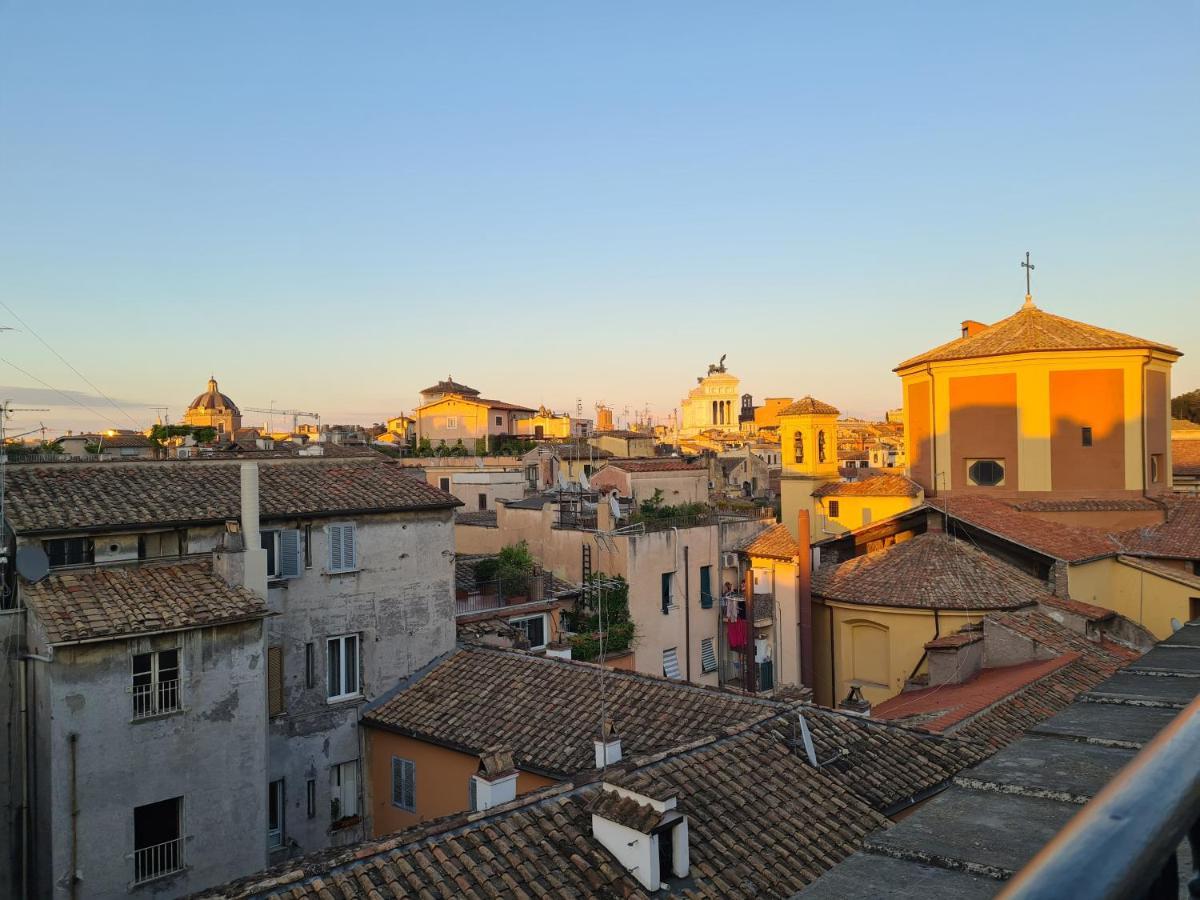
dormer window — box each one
[44,537,94,568]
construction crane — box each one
[244,405,321,434]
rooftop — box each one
[186,376,241,414]
[23,560,268,644]
[4,458,461,535]
[927,496,1121,563]
[1173,438,1200,476]
[737,522,798,560]
[778,395,840,417]
[895,303,1181,371]
[811,531,1051,611]
[419,377,480,396]
[812,473,923,498]
[602,458,704,473]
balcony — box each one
[132,679,180,720]
[456,572,562,617]
[133,837,183,885]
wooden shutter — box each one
[700,637,717,673]
[342,524,357,570]
[402,759,415,810]
[279,529,302,579]
[328,525,344,571]
[267,646,284,717]
[328,524,357,572]
[393,757,415,810]
[468,776,478,812]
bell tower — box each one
[778,396,840,539]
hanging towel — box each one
[727,619,748,650]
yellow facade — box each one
[813,492,924,536]
[514,408,576,440]
[1066,558,1198,640]
[812,600,991,707]
[778,403,839,540]
[899,348,1176,497]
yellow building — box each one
[895,298,1181,501]
[811,474,924,535]
[415,393,535,452]
[514,406,590,440]
[181,376,242,435]
[679,358,741,438]
[810,529,1050,707]
[778,396,842,541]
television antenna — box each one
[0,400,50,596]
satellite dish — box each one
[796,713,818,767]
[15,546,49,583]
[579,471,591,491]
[608,495,621,522]
[557,473,570,491]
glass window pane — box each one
[344,637,358,695]
[327,639,341,697]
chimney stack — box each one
[838,684,872,717]
[796,510,814,691]
[237,463,269,597]
[594,719,622,768]
[590,784,689,891]
[470,746,519,812]
[961,320,987,338]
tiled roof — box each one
[737,522,798,560]
[1113,496,1200,560]
[474,398,536,412]
[23,560,268,644]
[419,378,480,396]
[779,395,840,417]
[1174,439,1200,475]
[1115,555,1200,590]
[1011,497,1161,513]
[588,788,668,833]
[454,509,497,527]
[66,433,154,448]
[207,720,894,900]
[928,496,1120,562]
[602,459,703,473]
[895,303,1180,370]
[4,458,460,534]
[362,647,780,776]
[591,429,653,439]
[812,474,923,498]
[812,532,1050,610]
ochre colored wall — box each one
[1050,369,1125,491]
[366,730,557,838]
[1067,558,1195,640]
[905,380,934,494]
[948,373,1018,491]
[815,492,923,535]
[1146,369,1169,489]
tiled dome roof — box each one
[188,377,240,415]
[779,396,840,417]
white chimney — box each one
[590,784,689,891]
[594,720,622,769]
[240,463,269,598]
[470,747,518,812]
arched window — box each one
[818,430,827,463]
[847,620,890,688]
[793,431,804,464]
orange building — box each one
[896,299,1181,500]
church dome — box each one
[779,396,840,417]
[188,377,240,415]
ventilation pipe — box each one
[796,510,814,691]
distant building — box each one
[56,431,155,460]
[595,404,614,431]
[752,397,794,433]
[513,406,591,440]
[182,375,242,435]
[588,430,655,458]
[679,358,741,438]
[415,378,534,452]
[589,458,708,506]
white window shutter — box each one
[342,524,357,571]
[663,647,681,680]
[328,525,344,571]
[279,529,302,579]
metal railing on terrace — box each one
[456,572,563,617]
[1000,692,1200,900]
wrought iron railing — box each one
[132,679,181,719]
[1000,693,1200,899]
[456,573,559,616]
[133,837,183,884]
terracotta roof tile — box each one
[4,458,460,534]
[23,560,268,644]
[812,474,923,498]
[737,522,798,560]
[1112,496,1200,560]
[928,496,1120,562]
[1173,439,1200,476]
[778,396,840,417]
[602,459,703,473]
[588,789,668,833]
[895,303,1179,370]
[812,532,1049,610]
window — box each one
[1150,454,1163,484]
[792,431,804,464]
[446,416,458,429]
[330,760,359,822]
[663,647,681,679]
[818,430,827,463]
[304,524,313,568]
[391,756,416,811]
[967,458,1005,487]
[510,614,547,650]
[828,500,840,518]
[326,634,361,701]
[133,797,182,884]
[439,476,451,492]
[268,646,284,717]
[478,493,487,510]
[495,416,503,427]
[261,529,302,579]
[326,523,357,573]
[1189,597,1200,622]
[268,780,285,848]
[306,779,317,819]
[700,637,717,673]
[132,649,180,719]
[304,642,315,689]
[1081,426,1093,447]
[44,537,93,568]
[661,572,673,614]
[699,565,713,609]
[139,530,185,560]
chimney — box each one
[961,320,987,338]
[597,492,615,531]
[594,719,622,768]
[796,510,815,691]
[925,631,983,685]
[925,507,945,533]
[590,784,689,891]
[238,463,268,597]
[838,684,871,717]
[470,746,518,812]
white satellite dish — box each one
[796,713,818,767]
[15,546,49,583]
[579,471,591,491]
[557,473,570,491]
[608,495,621,522]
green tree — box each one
[474,541,537,597]
[565,574,636,661]
[1172,389,1200,424]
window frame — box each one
[132,796,183,885]
[131,648,181,720]
[661,571,673,614]
[446,416,458,430]
[439,476,451,492]
[828,500,840,518]
[966,458,1006,487]
[391,756,416,812]
[508,613,548,650]
[330,759,360,822]
[326,633,362,703]
[268,779,285,848]
[1081,426,1093,447]
[325,522,358,573]
[44,536,94,569]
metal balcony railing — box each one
[133,837,183,884]
[456,573,557,617]
[132,679,181,719]
[1000,692,1200,899]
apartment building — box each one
[1,454,460,897]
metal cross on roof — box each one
[1021,251,1036,302]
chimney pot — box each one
[838,684,872,717]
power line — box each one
[0,356,122,429]
[0,299,144,430]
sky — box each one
[0,2,1197,435]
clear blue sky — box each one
[1,2,1196,433]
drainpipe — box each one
[683,545,691,682]
[796,510,814,691]
[1141,357,1151,498]
[19,659,28,900]
[69,733,78,900]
